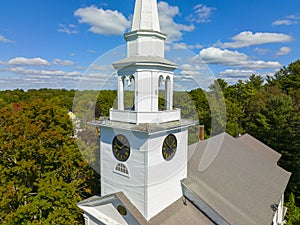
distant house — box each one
[77,0,291,224]
[67,111,76,120]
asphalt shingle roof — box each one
[184,133,291,225]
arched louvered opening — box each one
[115,163,129,175]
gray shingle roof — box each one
[78,192,214,225]
[148,197,214,225]
[237,134,282,163]
[184,133,291,225]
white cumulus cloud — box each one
[172,42,203,50]
[53,59,75,66]
[188,4,216,23]
[272,15,300,26]
[179,64,205,76]
[198,47,281,69]
[7,57,50,66]
[272,20,297,26]
[240,61,281,69]
[158,1,194,42]
[218,31,293,48]
[254,48,271,55]
[276,47,291,56]
[219,69,256,77]
[74,2,195,41]
[199,47,248,64]
[74,6,131,35]
[7,66,82,77]
[0,34,13,43]
[58,24,78,34]
[173,43,190,50]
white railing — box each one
[110,108,181,124]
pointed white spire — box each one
[131,0,161,32]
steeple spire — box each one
[132,0,161,32]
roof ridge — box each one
[237,133,282,163]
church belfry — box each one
[111,0,179,124]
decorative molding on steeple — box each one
[132,0,161,32]
[123,0,168,58]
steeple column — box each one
[165,76,172,110]
[118,76,124,110]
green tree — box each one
[246,74,264,89]
[225,99,244,137]
[0,98,99,224]
[266,57,300,110]
[189,88,211,128]
[96,90,117,116]
[241,86,300,203]
[285,193,300,225]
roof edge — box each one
[181,180,230,225]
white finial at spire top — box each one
[131,0,161,32]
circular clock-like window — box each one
[112,134,130,162]
[162,134,177,161]
[117,205,127,216]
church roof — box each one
[237,133,282,163]
[148,197,214,225]
[78,192,214,225]
[184,133,291,225]
[77,193,147,225]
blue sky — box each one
[0,0,299,90]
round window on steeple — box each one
[162,134,177,161]
[117,205,127,216]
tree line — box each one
[0,59,299,224]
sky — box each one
[0,0,299,90]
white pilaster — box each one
[165,77,170,110]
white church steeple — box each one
[97,0,192,221]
